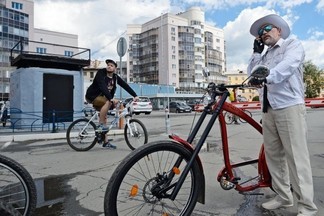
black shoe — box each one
[102,141,117,149]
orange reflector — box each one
[172,167,180,175]
[129,184,138,197]
[162,213,169,216]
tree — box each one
[303,61,324,98]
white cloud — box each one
[303,40,324,67]
[316,0,324,13]
[223,6,324,71]
[34,0,171,60]
[34,0,324,71]
[223,7,277,72]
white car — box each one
[125,97,153,115]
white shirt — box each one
[247,38,306,110]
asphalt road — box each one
[0,109,323,216]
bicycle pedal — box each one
[232,177,241,184]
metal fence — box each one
[0,108,91,133]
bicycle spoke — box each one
[66,119,97,151]
[113,148,196,215]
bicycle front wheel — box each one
[104,141,201,216]
[0,154,37,216]
[239,110,252,123]
[124,118,148,150]
[66,118,97,151]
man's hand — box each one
[111,98,119,105]
[253,38,264,54]
[248,78,266,88]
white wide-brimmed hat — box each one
[250,14,290,39]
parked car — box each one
[169,101,192,113]
[125,96,152,115]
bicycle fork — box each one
[125,117,136,137]
[169,93,229,202]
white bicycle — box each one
[66,100,148,151]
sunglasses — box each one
[258,25,276,36]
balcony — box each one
[10,39,91,70]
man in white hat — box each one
[247,14,317,216]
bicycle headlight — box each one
[202,94,211,106]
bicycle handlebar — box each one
[204,83,253,107]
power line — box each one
[91,30,127,56]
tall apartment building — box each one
[0,0,79,101]
[127,7,227,93]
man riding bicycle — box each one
[85,59,139,149]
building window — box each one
[64,50,74,57]
[90,72,94,78]
[172,55,176,59]
[12,2,23,10]
[36,47,47,54]
[171,36,175,41]
[172,64,176,69]
[194,37,201,43]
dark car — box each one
[169,101,192,113]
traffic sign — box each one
[117,37,127,57]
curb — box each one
[0,129,124,142]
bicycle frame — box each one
[168,85,271,203]
[217,101,271,192]
[81,101,135,136]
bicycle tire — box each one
[0,201,22,216]
[104,141,201,216]
[124,118,148,150]
[0,154,37,216]
[66,118,97,151]
[224,111,234,124]
[239,110,252,123]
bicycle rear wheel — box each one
[0,154,37,216]
[224,111,234,124]
[66,118,97,151]
[239,110,252,123]
[104,141,201,216]
[0,201,22,216]
[124,118,148,150]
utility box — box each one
[10,68,83,128]
[9,40,90,129]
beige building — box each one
[226,71,259,101]
[127,7,227,93]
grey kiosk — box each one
[10,40,90,131]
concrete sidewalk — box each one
[0,129,124,142]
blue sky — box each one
[34,0,324,72]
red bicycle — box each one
[104,67,270,215]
